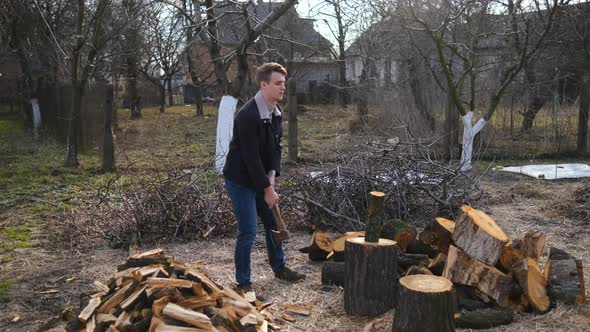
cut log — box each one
[398,253,430,269]
[185,269,223,295]
[146,277,192,289]
[280,303,311,316]
[454,309,514,329]
[78,297,101,323]
[512,232,545,261]
[365,191,385,242]
[321,261,345,287]
[381,219,418,251]
[98,281,138,314]
[428,253,447,276]
[130,248,164,259]
[452,206,509,265]
[392,275,455,332]
[85,315,95,332]
[405,265,433,276]
[443,246,513,307]
[299,231,333,261]
[419,217,455,253]
[511,257,549,313]
[178,296,217,310]
[545,247,586,305]
[120,285,147,311]
[406,239,438,258]
[498,244,526,272]
[344,237,398,316]
[162,303,214,330]
[328,231,364,261]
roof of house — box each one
[202,1,333,53]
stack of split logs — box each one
[67,249,291,332]
[301,192,586,330]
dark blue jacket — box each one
[223,98,282,191]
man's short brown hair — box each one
[255,63,287,84]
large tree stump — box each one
[511,257,549,313]
[344,237,398,316]
[392,274,455,332]
[321,261,345,287]
[443,245,513,307]
[365,191,385,242]
[544,247,586,306]
[452,206,509,265]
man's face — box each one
[261,72,286,103]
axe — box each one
[270,204,289,247]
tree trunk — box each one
[460,112,486,172]
[577,73,589,154]
[287,79,298,162]
[195,83,203,116]
[159,84,166,113]
[521,96,547,131]
[65,83,84,167]
[392,275,455,332]
[103,85,115,172]
[409,60,435,131]
[167,77,174,107]
[344,237,398,316]
[444,93,460,159]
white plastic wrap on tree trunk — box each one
[215,95,238,174]
[31,98,41,129]
[460,112,487,172]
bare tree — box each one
[400,0,567,171]
[141,3,184,113]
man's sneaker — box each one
[274,266,306,282]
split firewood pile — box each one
[66,249,308,332]
[302,201,586,329]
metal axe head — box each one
[271,229,290,247]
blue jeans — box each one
[224,178,286,287]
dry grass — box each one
[1,104,590,331]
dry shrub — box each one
[288,140,483,232]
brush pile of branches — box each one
[54,167,303,250]
[288,140,483,232]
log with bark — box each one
[443,245,513,307]
[512,232,545,262]
[452,206,509,265]
[299,231,333,261]
[344,237,398,316]
[454,308,514,329]
[326,231,365,261]
[544,247,586,306]
[511,257,549,313]
[321,261,345,287]
[419,217,455,253]
[392,274,455,332]
[365,191,385,242]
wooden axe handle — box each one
[272,204,287,232]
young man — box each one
[223,63,305,291]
